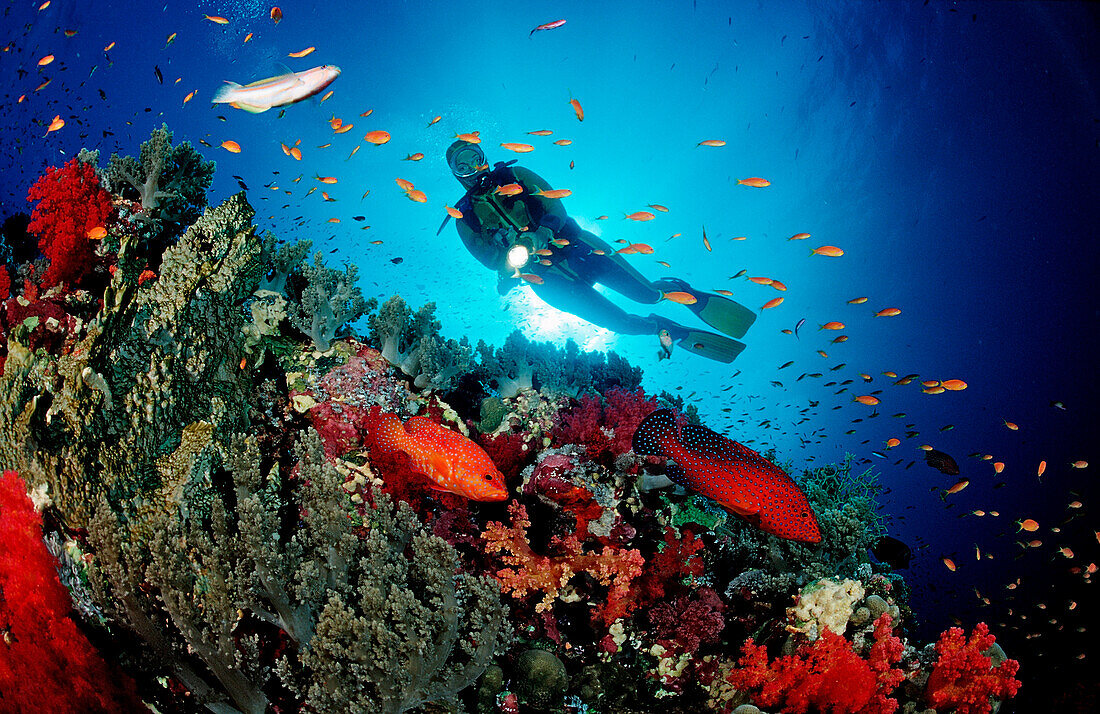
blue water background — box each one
[1,0,1097,703]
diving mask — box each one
[448,143,486,180]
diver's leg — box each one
[567,229,663,304]
[529,272,657,336]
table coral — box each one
[924,622,1021,714]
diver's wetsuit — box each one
[453,164,670,336]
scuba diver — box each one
[441,140,757,363]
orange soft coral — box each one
[482,501,643,625]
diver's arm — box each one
[456,216,518,291]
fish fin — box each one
[211,80,243,104]
[226,100,270,113]
[665,463,690,487]
[365,408,408,454]
[723,496,761,518]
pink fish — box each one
[366,408,508,501]
[632,409,821,542]
[529,18,566,37]
[212,65,341,114]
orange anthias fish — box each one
[365,409,508,501]
[632,409,821,542]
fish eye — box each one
[483,474,494,481]
[801,511,809,518]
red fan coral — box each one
[26,158,114,289]
[0,470,146,713]
[726,613,906,714]
[925,622,1021,714]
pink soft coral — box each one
[925,622,1021,714]
[726,613,906,714]
[26,158,114,289]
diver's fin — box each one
[655,277,757,338]
[677,330,746,363]
[691,292,757,339]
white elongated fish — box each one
[212,65,341,113]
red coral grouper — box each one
[366,410,508,501]
[632,409,821,542]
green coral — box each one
[0,192,264,529]
[478,396,506,433]
[290,251,372,353]
[474,330,643,399]
[103,123,215,230]
[87,429,511,714]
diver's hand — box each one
[529,225,554,252]
[496,274,516,295]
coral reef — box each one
[26,158,114,289]
[290,251,371,353]
[924,623,1021,714]
[0,135,1024,714]
[103,123,215,232]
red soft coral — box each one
[0,470,147,713]
[26,158,114,289]
[925,622,1021,714]
[726,613,905,714]
[630,525,706,608]
[551,387,661,463]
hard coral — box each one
[726,613,905,714]
[26,158,114,289]
[924,622,1021,714]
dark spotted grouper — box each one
[632,409,821,542]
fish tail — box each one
[631,408,680,457]
[365,407,409,454]
[211,80,243,104]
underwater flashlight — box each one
[506,244,530,269]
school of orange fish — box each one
[5,4,1092,667]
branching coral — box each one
[483,501,644,626]
[924,622,1021,714]
[551,387,661,464]
[0,470,146,713]
[86,429,510,714]
[26,158,114,289]
[474,331,643,399]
